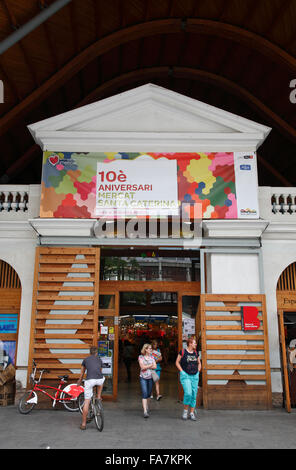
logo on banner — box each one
[240,208,257,215]
[240,164,251,171]
[49,154,59,166]
[241,306,260,330]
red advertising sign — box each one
[241,306,260,331]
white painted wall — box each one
[208,253,260,294]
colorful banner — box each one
[40,151,259,219]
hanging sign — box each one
[40,151,259,219]
[241,306,260,331]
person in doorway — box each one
[175,337,201,421]
[138,344,157,418]
[77,346,105,430]
[151,339,163,400]
[123,338,134,382]
[288,339,296,407]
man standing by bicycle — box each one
[77,346,105,430]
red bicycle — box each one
[18,360,84,414]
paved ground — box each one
[1,396,296,450]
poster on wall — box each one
[0,314,18,334]
[101,356,112,376]
[0,341,16,366]
[40,151,259,219]
[241,306,260,331]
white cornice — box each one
[28,218,95,237]
[202,220,269,238]
[0,221,37,239]
[28,218,271,241]
[261,222,296,240]
[34,131,266,153]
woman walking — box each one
[175,337,201,421]
[138,344,157,418]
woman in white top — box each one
[138,344,157,418]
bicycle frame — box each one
[27,362,83,408]
[31,379,74,407]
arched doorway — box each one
[0,260,21,371]
[277,262,296,412]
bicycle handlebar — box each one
[31,361,51,383]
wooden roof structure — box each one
[0,0,295,186]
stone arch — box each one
[0,259,22,370]
[275,260,296,411]
[277,261,296,292]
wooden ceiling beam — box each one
[2,0,40,88]
[92,0,102,40]
[0,60,23,101]
[3,64,294,184]
[195,1,227,69]
[1,18,296,137]
[257,153,292,187]
[67,1,79,54]
[136,1,151,68]
[217,0,260,76]
[41,21,59,69]
[117,0,126,77]
[186,19,296,71]
[0,144,41,183]
[228,0,294,83]
[156,2,174,68]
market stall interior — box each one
[118,291,179,398]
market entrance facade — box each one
[27,246,201,403]
[19,84,275,410]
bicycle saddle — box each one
[58,375,68,380]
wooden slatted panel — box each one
[201,294,272,410]
[27,247,100,384]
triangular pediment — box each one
[28,83,271,152]
[60,99,238,133]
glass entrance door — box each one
[177,293,201,403]
[118,290,179,399]
[98,292,119,400]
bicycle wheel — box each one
[18,391,36,414]
[60,391,79,412]
[94,400,104,432]
[78,392,85,414]
[78,392,94,420]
